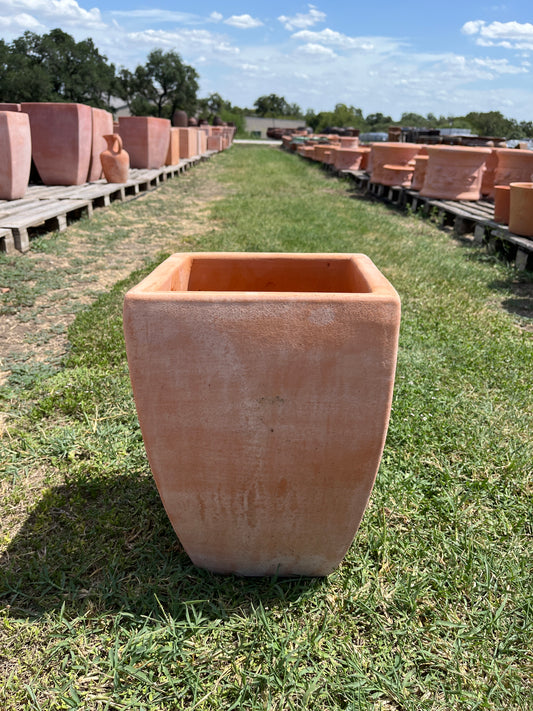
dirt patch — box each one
[0,162,226,385]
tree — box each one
[118,49,199,118]
[253,94,301,118]
[0,29,116,108]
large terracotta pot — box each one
[509,182,533,237]
[370,143,421,184]
[21,102,92,185]
[123,252,401,577]
[0,103,21,112]
[493,149,533,190]
[333,148,366,171]
[0,111,32,199]
[420,146,491,200]
[88,107,114,182]
[118,116,170,169]
[481,148,500,197]
[100,134,129,183]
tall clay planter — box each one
[420,146,491,200]
[21,102,92,185]
[123,252,401,577]
[100,134,129,183]
[0,111,32,200]
[118,116,170,169]
[509,182,533,237]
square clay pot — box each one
[123,253,401,576]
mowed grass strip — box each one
[0,145,531,710]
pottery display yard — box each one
[0,137,531,709]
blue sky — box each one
[1,1,532,120]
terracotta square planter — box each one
[118,116,170,169]
[21,102,92,185]
[123,253,401,577]
[0,111,32,200]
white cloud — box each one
[126,28,240,55]
[278,4,325,31]
[0,11,43,29]
[292,28,375,51]
[462,20,533,50]
[209,11,223,22]
[0,0,105,28]
[296,42,336,58]
[224,14,263,29]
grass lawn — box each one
[0,145,532,710]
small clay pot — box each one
[100,134,129,183]
[493,185,511,224]
[509,182,533,237]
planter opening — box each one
[164,255,373,293]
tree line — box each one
[1,29,531,139]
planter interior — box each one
[124,253,401,577]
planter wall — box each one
[0,103,21,112]
[21,102,92,185]
[118,116,170,169]
[87,107,114,182]
[509,182,533,237]
[178,127,198,159]
[165,127,181,165]
[123,252,401,577]
[420,146,491,200]
[0,111,32,199]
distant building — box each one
[244,116,307,139]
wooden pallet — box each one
[0,198,92,252]
[0,227,14,254]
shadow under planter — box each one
[123,253,401,577]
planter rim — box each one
[509,181,533,188]
[125,252,400,303]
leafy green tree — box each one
[253,94,301,118]
[118,49,199,118]
[0,29,116,107]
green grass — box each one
[0,145,532,709]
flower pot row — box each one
[0,103,236,199]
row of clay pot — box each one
[0,103,237,200]
[367,141,533,201]
[290,135,533,239]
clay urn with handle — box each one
[100,134,130,183]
